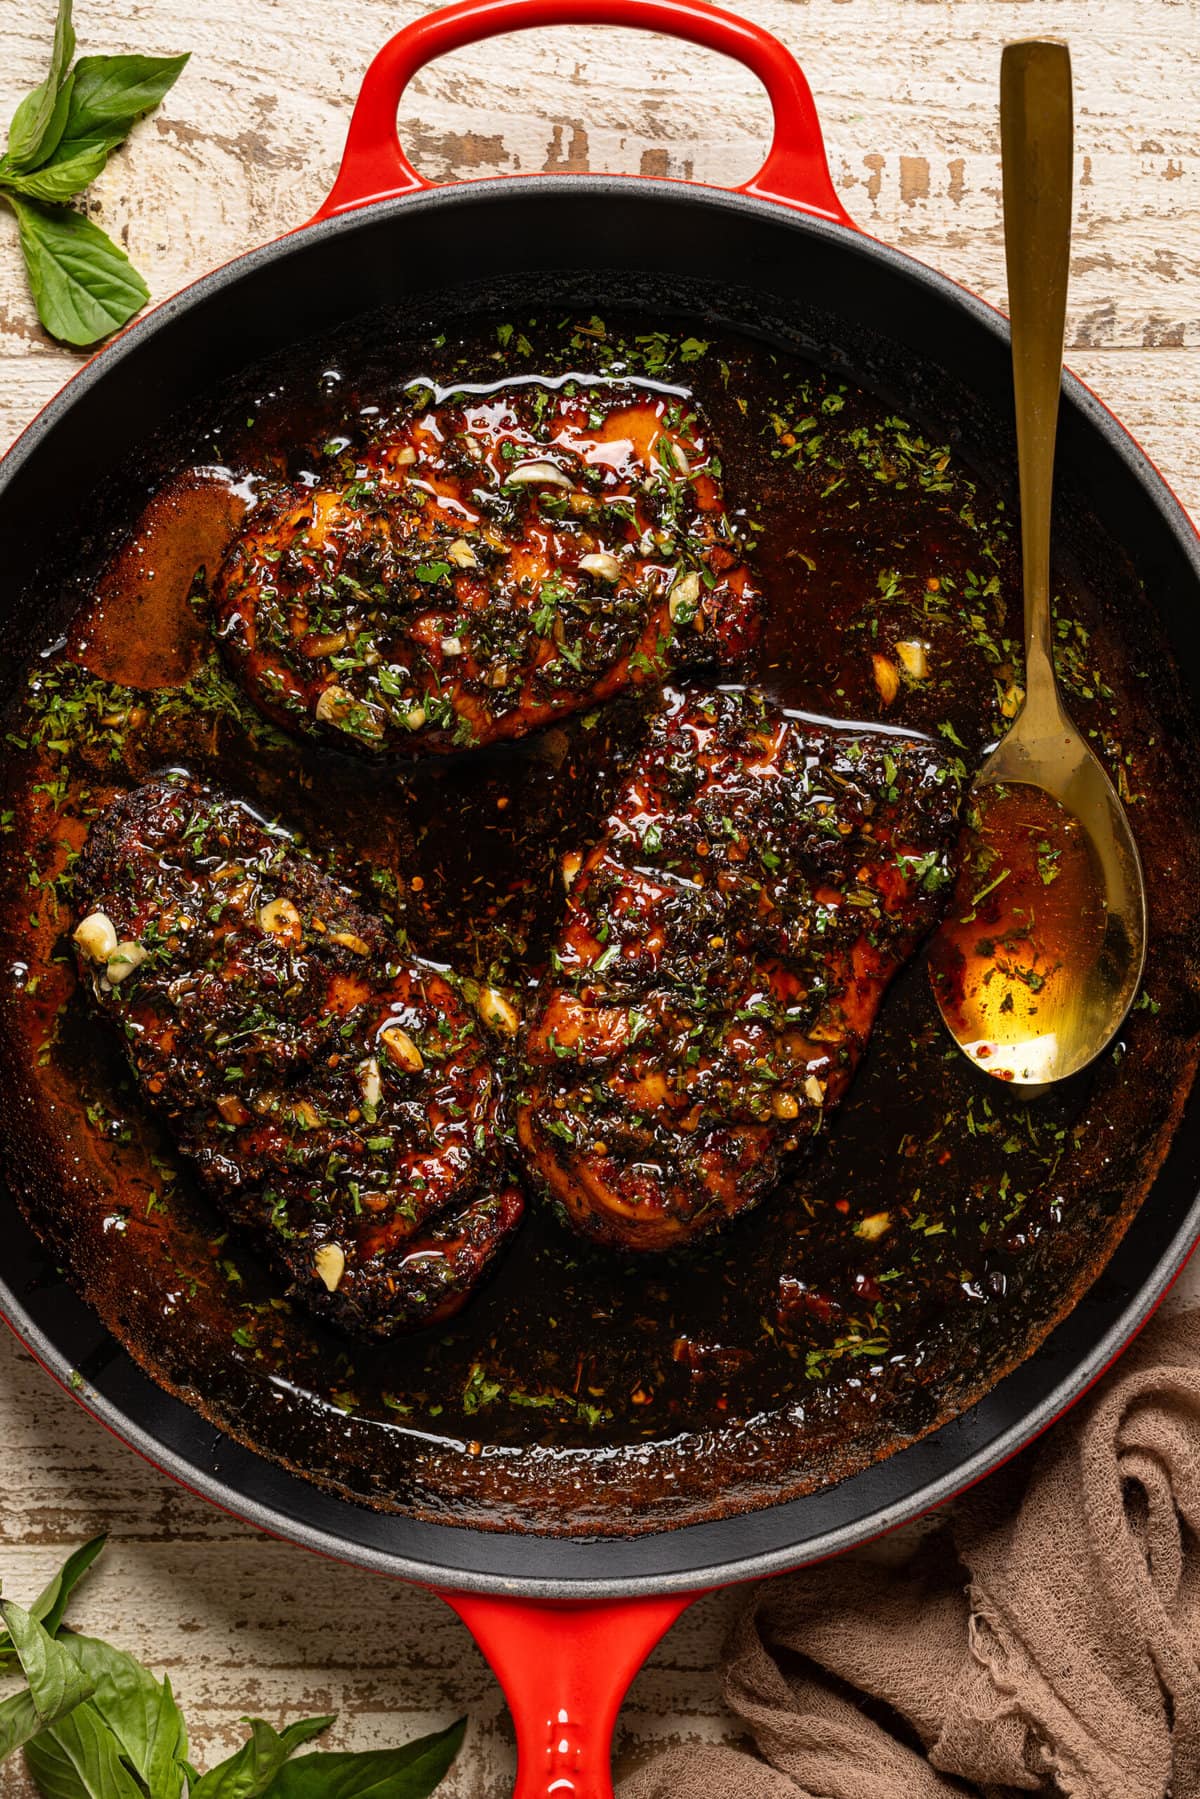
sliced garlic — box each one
[330,930,370,956]
[359,1055,382,1110]
[73,911,118,963]
[577,551,620,582]
[315,684,354,724]
[258,897,302,943]
[854,1210,892,1242]
[803,1074,825,1105]
[314,1242,346,1292]
[894,639,929,680]
[447,537,478,568]
[220,878,256,911]
[440,636,464,657]
[668,570,702,623]
[404,704,427,732]
[772,1091,800,1120]
[872,654,900,705]
[105,941,147,984]
[1000,680,1025,719]
[303,630,350,658]
[476,986,520,1037]
[663,439,691,477]
[392,445,417,467]
[380,1025,423,1073]
[506,459,573,489]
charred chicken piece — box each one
[517,687,964,1251]
[213,383,759,755]
[72,778,521,1335]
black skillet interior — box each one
[2,180,1199,1595]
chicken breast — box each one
[72,778,521,1334]
[213,381,760,755]
[517,687,964,1251]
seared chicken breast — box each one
[72,778,521,1334]
[518,687,963,1251]
[213,382,760,755]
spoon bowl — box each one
[929,688,1147,1085]
[930,39,1148,1085]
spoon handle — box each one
[1000,40,1073,722]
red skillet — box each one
[2,2,1199,1795]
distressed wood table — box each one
[1,0,1197,1790]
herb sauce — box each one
[1,312,1197,1533]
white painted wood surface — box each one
[0,0,1197,1789]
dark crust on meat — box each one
[71,778,522,1335]
[517,687,964,1250]
[212,382,760,756]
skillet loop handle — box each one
[313,0,854,227]
[440,1589,696,1799]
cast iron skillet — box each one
[2,2,1199,1792]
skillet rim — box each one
[1,175,1199,1597]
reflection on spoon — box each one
[928,782,1109,1082]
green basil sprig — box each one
[0,0,188,347]
[0,1537,467,1797]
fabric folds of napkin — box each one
[619,1305,1200,1799]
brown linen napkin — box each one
[619,1305,1200,1799]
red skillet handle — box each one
[439,1588,697,1798]
[314,0,853,226]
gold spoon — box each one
[928,39,1147,1085]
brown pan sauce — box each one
[2,314,1198,1534]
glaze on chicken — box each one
[213,382,760,755]
[517,687,964,1251]
[72,779,521,1334]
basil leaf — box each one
[0,1601,93,1725]
[0,1537,105,1671]
[8,197,148,345]
[0,140,115,202]
[265,1719,468,1798]
[191,1715,336,1799]
[6,0,76,171]
[0,1689,46,1761]
[4,70,77,183]
[22,1700,146,1799]
[59,53,189,147]
[0,54,192,206]
[138,1674,190,1798]
[28,1539,107,1643]
[63,1634,189,1797]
